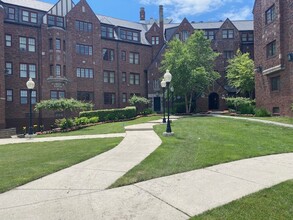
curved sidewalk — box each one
[0,153,292,219]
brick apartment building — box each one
[254,0,293,116]
[0,0,253,131]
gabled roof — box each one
[1,0,52,11]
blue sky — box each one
[41,0,254,23]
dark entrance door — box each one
[154,97,161,112]
[209,93,219,110]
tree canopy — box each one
[226,50,255,98]
[161,31,220,113]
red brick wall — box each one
[0,6,5,129]
[254,0,293,116]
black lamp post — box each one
[164,70,173,134]
[170,86,174,114]
[26,78,35,135]
[161,79,166,123]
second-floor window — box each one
[267,41,276,58]
[8,7,15,20]
[76,44,92,55]
[222,29,234,39]
[271,76,280,91]
[129,52,139,64]
[47,15,64,28]
[122,72,126,82]
[5,62,13,75]
[204,30,215,40]
[241,33,254,42]
[5,35,12,47]
[22,10,37,23]
[6,90,13,102]
[120,29,140,42]
[20,64,36,78]
[19,37,35,52]
[20,90,36,104]
[224,51,234,59]
[182,31,189,41]
[76,68,94,78]
[129,73,140,85]
[55,65,61,77]
[121,51,126,61]
[101,26,114,38]
[266,5,276,24]
[103,48,114,61]
[56,39,61,50]
[103,71,115,83]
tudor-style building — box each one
[254,0,293,116]
[0,0,254,132]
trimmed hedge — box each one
[79,106,136,122]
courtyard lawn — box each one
[111,116,293,188]
[191,180,293,220]
[37,115,161,137]
[0,138,122,193]
[255,116,293,125]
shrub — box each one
[226,97,255,114]
[55,118,75,129]
[255,108,271,117]
[140,108,154,115]
[88,117,99,124]
[79,106,136,122]
[74,117,89,126]
[129,95,150,113]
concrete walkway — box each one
[0,117,292,219]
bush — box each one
[55,118,75,130]
[88,117,99,124]
[79,106,136,122]
[140,108,154,115]
[129,95,150,113]
[226,97,255,114]
[74,117,89,126]
[255,108,271,117]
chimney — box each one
[159,5,164,27]
[140,7,145,22]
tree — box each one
[35,98,93,116]
[226,50,255,98]
[161,31,220,113]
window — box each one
[77,91,94,102]
[31,91,37,104]
[75,20,93,32]
[56,39,61,50]
[122,72,126,82]
[103,71,115,83]
[50,91,65,99]
[5,35,12,47]
[222,29,234,39]
[22,10,37,23]
[101,26,114,38]
[129,52,139,64]
[241,33,254,42]
[272,107,280,114]
[6,90,13,102]
[224,51,234,59]
[204,30,215,40]
[47,15,64,27]
[120,29,140,42]
[182,31,189,41]
[8,7,15,20]
[19,37,35,52]
[121,51,126,61]
[122,93,127,103]
[20,64,36,78]
[56,65,61,77]
[266,5,275,24]
[175,33,180,40]
[20,90,28,104]
[152,36,159,45]
[5,62,12,75]
[129,73,140,85]
[76,68,94,78]
[267,41,276,58]
[103,48,114,61]
[63,40,66,51]
[49,38,53,50]
[271,76,280,91]
[76,44,93,55]
[104,93,115,105]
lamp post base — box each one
[163,131,174,137]
[162,118,166,123]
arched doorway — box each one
[209,93,219,110]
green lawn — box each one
[0,138,122,193]
[255,116,293,125]
[191,180,293,220]
[111,117,293,188]
[37,115,162,137]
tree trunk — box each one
[185,94,189,113]
[188,92,193,113]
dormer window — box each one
[182,31,189,41]
[47,15,64,28]
[120,29,140,42]
[222,29,234,39]
[101,26,114,38]
[8,7,15,20]
[22,10,37,23]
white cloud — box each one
[139,0,247,22]
[221,6,252,20]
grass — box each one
[0,138,122,193]
[254,116,293,125]
[111,117,293,188]
[191,180,293,220]
[37,115,162,137]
